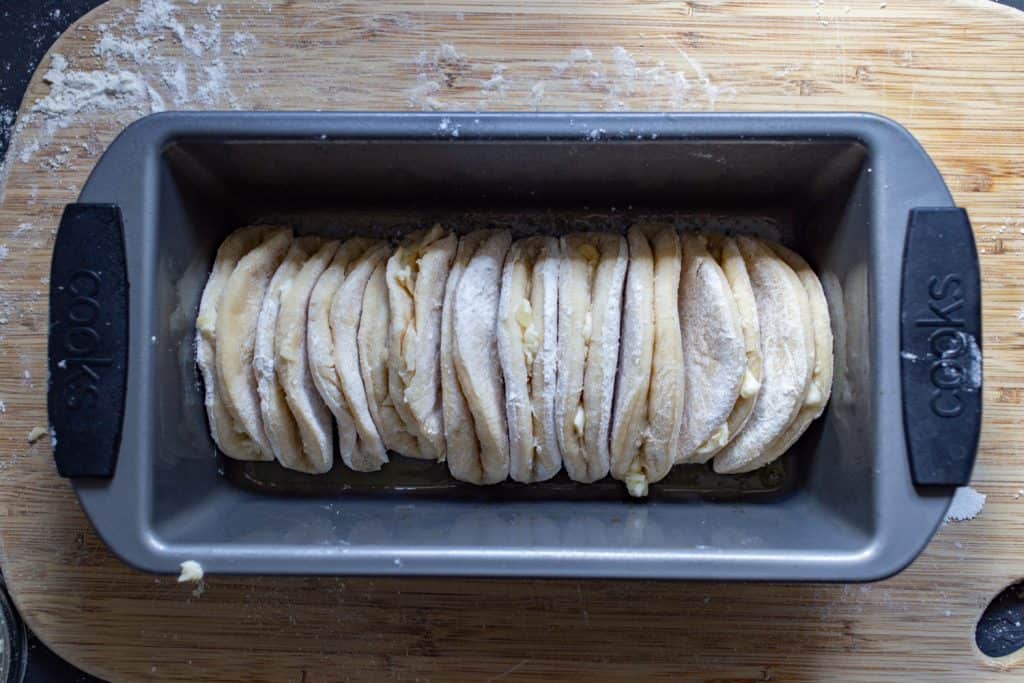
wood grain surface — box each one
[1,0,1023,680]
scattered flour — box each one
[945,486,986,522]
[0,400,6,413]
[0,244,7,261]
[408,43,467,110]
[480,65,509,97]
[528,81,546,108]
[2,0,251,185]
[409,43,730,112]
[34,54,155,119]
[965,335,982,390]
[230,31,255,56]
[1017,306,1024,322]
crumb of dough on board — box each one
[944,486,986,522]
[26,426,48,443]
[177,560,204,583]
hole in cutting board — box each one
[976,580,1024,659]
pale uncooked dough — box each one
[555,232,627,484]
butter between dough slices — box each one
[386,224,457,461]
[497,236,562,484]
[555,232,627,484]
[610,224,684,497]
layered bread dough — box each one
[386,225,457,461]
[275,240,340,474]
[713,236,814,474]
[610,224,684,497]
[214,227,292,460]
[306,238,385,472]
[196,225,279,461]
[756,242,834,467]
[198,224,832,493]
[497,236,562,484]
[331,242,394,471]
[253,237,325,470]
[556,233,628,484]
[446,230,513,484]
[359,259,420,456]
[676,234,763,464]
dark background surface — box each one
[1,0,1023,681]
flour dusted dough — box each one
[446,230,512,484]
[610,224,684,497]
[275,240,340,474]
[713,237,813,474]
[676,233,747,464]
[307,238,378,471]
[332,242,393,471]
[196,225,274,460]
[254,237,324,468]
[708,235,763,455]
[756,241,834,466]
[386,225,457,460]
[359,259,419,456]
[497,236,562,484]
[441,231,489,482]
[556,232,627,483]
[215,227,292,460]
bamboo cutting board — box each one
[1,0,1023,680]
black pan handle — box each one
[900,207,981,486]
[47,204,129,478]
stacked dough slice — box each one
[196,224,832,495]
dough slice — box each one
[215,227,292,460]
[255,238,324,466]
[676,233,747,464]
[713,237,813,474]
[556,232,628,483]
[196,225,274,460]
[707,235,763,456]
[610,224,684,496]
[448,230,513,484]
[442,232,489,482]
[276,240,340,474]
[331,242,393,471]
[497,236,562,484]
[754,241,833,465]
[386,225,457,460]
[358,259,420,456]
[307,238,377,471]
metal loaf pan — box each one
[46,112,982,580]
